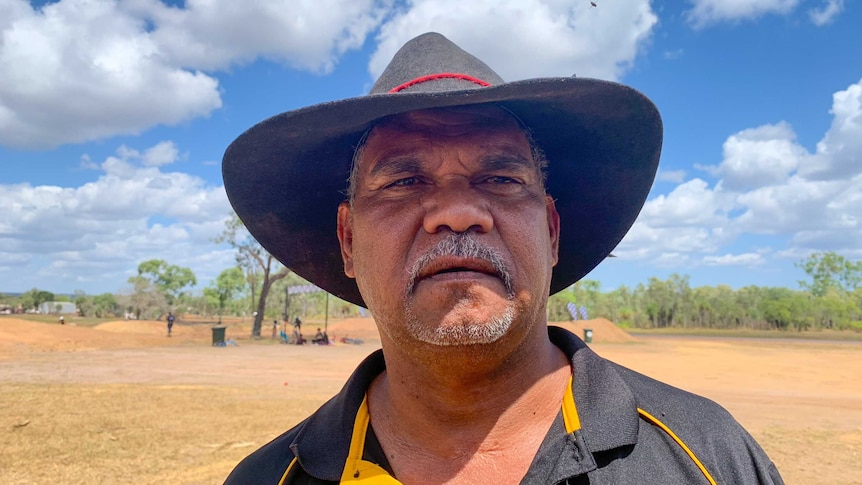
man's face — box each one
[337,106,560,347]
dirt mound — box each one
[0,318,203,358]
[95,320,172,334]
[0,315,630,358]
[309,317,634,344]
[548,318,635,343]
[95,320,211,338]
[315,317,381,342]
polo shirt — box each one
[225,326,784,484]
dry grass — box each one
[0,382,321,484]
[1,317,861,484]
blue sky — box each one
[1,0,860,296]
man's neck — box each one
[367,325,571,484]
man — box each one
[166,311,175,337]
[223,33,783,484]
[312,328,327,345]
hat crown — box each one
[370,32,505,95]
[223,32,662,308]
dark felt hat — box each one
[222,32,662,307]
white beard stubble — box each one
[404,233,516,346]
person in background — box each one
[312,328,326,345]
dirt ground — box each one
[1,316,860,484]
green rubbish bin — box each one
[212,326,226,346]
[583,328,593,344]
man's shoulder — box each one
[610,361,733,420]
[553,325,731,418]
[548,328,783,483]
[610,361,784,484]
[223,421,305,484]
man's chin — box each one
[404,304,516,347]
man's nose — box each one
[421,184,493,234]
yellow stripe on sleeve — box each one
[637,408,718,485]
[279,457,298,485]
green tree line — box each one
[548,253,862,331]
[3,213,859,336]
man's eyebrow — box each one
[479,154,537,173]
[367,157,424,178]
[365,152,537,178]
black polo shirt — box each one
[225,327,784,484]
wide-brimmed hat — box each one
[223,32,661,308]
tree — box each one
[759,287,810,331]
[92,293,120,318]
[136,259,197,306]
[19,288,55,312]
[570,279,602,314]
[215,214,291,337]
[204,267,247,324]
[736,285,766,329]
[74,290,91,316]
[641,275,690,328]
[75,291,120,318]
[796,251,862,297]
[120,276,168,320]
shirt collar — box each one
[290,350,385,481]
[290,327,640,482]
[549,326,640,452]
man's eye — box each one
[385,177,420,188]
[484,176,520,184]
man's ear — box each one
[546,196,561,267]
[336,202,356,278]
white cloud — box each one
[369,0,658,82]
[0,0,658,149]
[130,0,390,73]
[703,253,765,266]
[656,169,686,183]
[0,0,387,149]
[0,0,216,148]
[809,0,844,26]
[639,179,733,227]
[142,141,181,167]
[685,0,800,28]
[734,176,857,234]
[615,196,731,264]
[804,78,862,180]
[0,0,662,149]
[79,154,99,170]
[0,0,221,148]
[0,141,236,293]
[710,122,809,191]
[619,77,862,267]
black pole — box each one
[324,292,329,334]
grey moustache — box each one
[406,233,513,296]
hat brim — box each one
[223,77,661,307]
